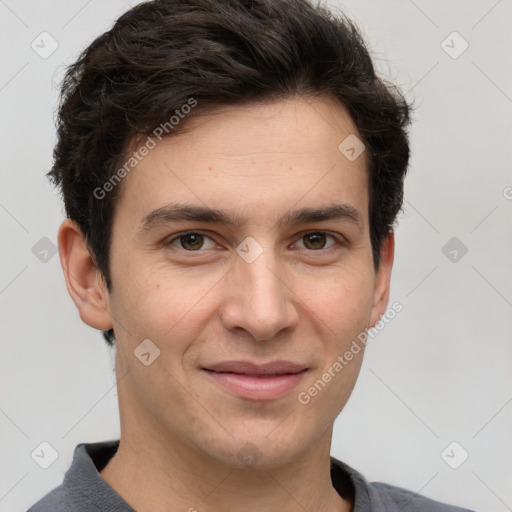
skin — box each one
[58,95,394,512]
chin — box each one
[197,423,311,470]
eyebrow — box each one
[139,202,364,234]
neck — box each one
[100,423,352,512]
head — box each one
[54,0,411,469]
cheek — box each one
[110,265,218,349]
[299,265,374,335]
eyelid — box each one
[165,229,345,252]
[291,230,344,250]
[165,230,218,250]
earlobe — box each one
[369,231,395,328]
[57,219,113,330]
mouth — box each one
[201,361,308,401]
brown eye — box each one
[302,232,328,250]
[295,231,340,251]
[179,233,205,250]
[166,231,217,253]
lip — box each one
[202,360,308,401]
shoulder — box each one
[26,484,74,512]
[330,456,476,512]
[26,440,125,512]
[371,481,476,512]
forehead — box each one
[114,96,369,232]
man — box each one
[27,0,475,510]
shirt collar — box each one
[64,440,390,512]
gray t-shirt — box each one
[27,440,475,512]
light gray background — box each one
[1,1,511,511]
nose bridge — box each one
[221,238,297,340]
[244,250,284,308]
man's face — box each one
[104,96,392,467]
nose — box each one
[219,244,299,341]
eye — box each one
[166,231,217,251]
[294,231,340,251]
[165,230,343,254]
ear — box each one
[57,219,113,330]
[368,231,395,328]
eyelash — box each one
[165,230,345,254]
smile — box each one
[202,360,308,401]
